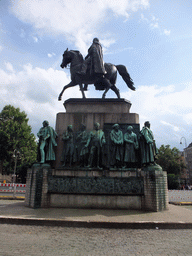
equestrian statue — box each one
[58,38,135,100]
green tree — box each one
[0,105,37,180]
[0,130,9,174]
[156,145,186,189]
[167,174,180,190]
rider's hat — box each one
[93,38,99,43]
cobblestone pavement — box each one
[0,224,191,256]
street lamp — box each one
[180,137,189,185]
[13,149,19,198]
[180,137,187,148]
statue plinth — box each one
[25,97,168,211]
[57,98,139,134]
[64,98,132,113]
[55,98,139,169]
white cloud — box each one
[141,14,159,30]
[150,15,159,29]
[150,22,159,29]
[48,53,56,58]
[160,121,180,132]
[0,63,82,135]
[121,83,192,148]
[33,36,38,42]
[141,14,171,37]
[140,13,148,22]
[101,38,116,52]
[164,29,171,36]
[10,0,149,53]
[5,62,15,73]
[183,113,192,125]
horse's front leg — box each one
[102,79,111,99]
[58,88,65,101]
[58,81,76,101]
[79,83,86,99]
[102,88,109,99]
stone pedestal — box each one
[63,98,133,114]
[143,165,169,211]
[49,168,144,209]
[55,98,139,168]
[25,98,169,211]
[25,163,168,211]
[25,163,51,208]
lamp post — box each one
[13,149,19,198]
[180,137,188,185]
[180,137,187,148]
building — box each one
[183,143,192,184]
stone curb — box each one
[0,217,191,229]
[0,196,25,200]
[169,202,192,205]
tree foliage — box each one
[0,105,37,178]
[167,174,180,190]
[156,144,185,175]
[156,145,186,189]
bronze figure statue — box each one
[110,124,124,168]
[139,121,158,166]
[61,125,74,167]
[59,39,135,100]
[37,120,58,164]
[124,126,138,167]
[75,124,89,167]
[85,122,106,168]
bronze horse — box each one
[58,49,135,100]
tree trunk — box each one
[0,159,4,175]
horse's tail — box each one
[115,65,136,91]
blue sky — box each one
[1,0,192,150]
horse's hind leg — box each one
[109,71,120,98]
[102,79,112,99]
[83,84,88,91]
[111,85,120,99]
[102,80,121,99]
[58,81,76,101]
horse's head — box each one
[60,48,72,68]
[60,49,84,69]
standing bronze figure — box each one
[61,125,74,167]
[140,121,158,166]
[124,126,138,167]
[76,124,89,167]
[37,120,58,164]
[85,122,106,168]
[110,124,124,168]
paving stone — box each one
[0,225,191,256]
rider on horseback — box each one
[59,47,135,101]
[78,38,106,78]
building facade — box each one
[183,143,192,184]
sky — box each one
[0,0,192,150]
